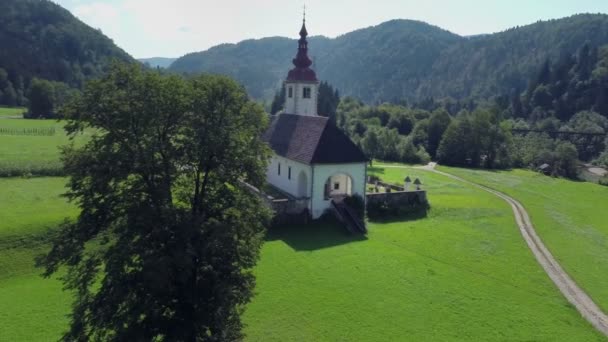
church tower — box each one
[284,15,319,116]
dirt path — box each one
[376,163,608,336]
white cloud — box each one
[60,0,608,59]
[72,2,121,31]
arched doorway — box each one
[297,170,308,198]
[324,173,353,200]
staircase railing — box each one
[331,200,367,234]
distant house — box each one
[262,18,367,219]
[538,163,551,175]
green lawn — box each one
[0,168,605,340]
[0,106,25,118]
[0,177,75,340]
[244,166,604,341]
[438,166,608,314]
[0,118,88,176]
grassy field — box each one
[0,167,605,340]
[438,166,608,314]
[0,106,25,118]
[0,177,75,340]
[0,118,88,176]
[243,166,603,341]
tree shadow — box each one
[265,221,367,251]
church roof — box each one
[263,114,368,165]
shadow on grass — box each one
[265,221,367,251]
[368,209,429,224]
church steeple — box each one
[284,11,319,116]
[293,19,312,69]
[287,12,317,82]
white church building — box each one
[262,18,368,219]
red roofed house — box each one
[263,18,368,219]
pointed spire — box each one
[300,4,308,37]
[292,8,312,69]
[300,21,308,38]
[286,9,317,82]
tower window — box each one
[278,163,281,175]
[288,167,292,180]
[288,87,293,98]
[303,87,311,99]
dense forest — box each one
[170,14,608,106]
[0,0,133,109]
[331,42,608,179]
[170,20,461,100]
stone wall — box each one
[240,181,311,225]
[365,190,428,219]
[366,190,427,206]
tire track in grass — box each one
[377,163,608,336]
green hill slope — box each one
[170,14,608,104]
[170,20,462,101]
[0,0,133,105]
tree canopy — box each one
[38,64,272,341]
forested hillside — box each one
[419,14,608,100]
[170,20,462,101]
[138,57,177,69]
[0,0,133,106]
[170,14,608,105]
[171,37,328,99]
[333,42,608,179]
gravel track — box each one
[377,163,608,336]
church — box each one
[263,18,368,220]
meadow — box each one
[438,166,608,314]
[0,106,25,118]
[0,117,88,176]
[0,115,605,340]
[0,167,604,340]
[0,177,74,341]
[243,166,603,341]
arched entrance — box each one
[297,170,308,198]
[324,173,353,200]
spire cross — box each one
[303,4,306,23]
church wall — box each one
[266,154,312,201]
[311,162,367,219]
[284,81,318,116]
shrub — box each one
[416,146,431,164]
[0,161,64,177]
[595,151,608,168]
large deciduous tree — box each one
[38,64,272,341]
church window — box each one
[288,167,292,180]
[303,87,311,99]
[278,163,281,175]
[288,87,293,98]
[334,182,340,190]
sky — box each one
[54,0,608,59]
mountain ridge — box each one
[0,0,134,106]
[169,14,608,103]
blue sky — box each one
[54,0,608,58]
